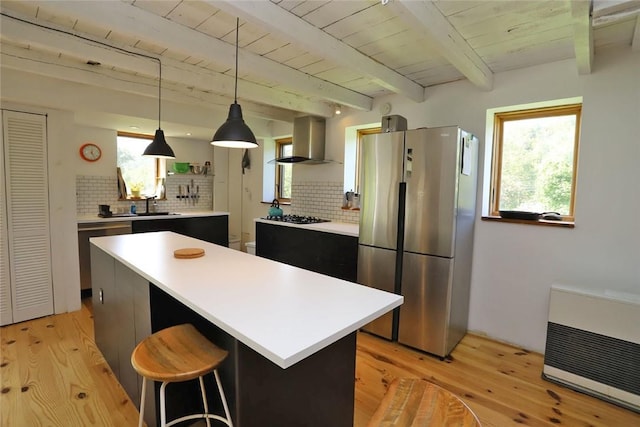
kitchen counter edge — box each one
[254,218,359,237]
[78,211,229,224]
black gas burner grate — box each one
[263,214,330,224]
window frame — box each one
[489,103,581,223]
[355,127,381,193]
[275,137,292,203]
[116,131,163,201]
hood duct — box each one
[275,116,327,164]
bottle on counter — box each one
[130,201,137,214]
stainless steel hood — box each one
[275,116,327,164]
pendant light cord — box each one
[2,12,164,128]
[158,59,162,129]
[234,17,239,103]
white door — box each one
[0,116,11,325]
[1,110,53,324]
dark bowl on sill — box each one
[499,210,541,220]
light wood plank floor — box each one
[2,300,639,426]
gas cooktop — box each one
[262,215,330,224]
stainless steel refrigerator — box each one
[357,126,478,358]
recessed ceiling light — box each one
[186,132,192,136]
[129,126,140,130]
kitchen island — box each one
[90,231,402,427]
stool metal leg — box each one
[198,376,212,427]
[138,377,147,427]
[160,381,169,427]
[214,369,233,427]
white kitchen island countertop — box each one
[254,218,359,237]
[90,231,401,369]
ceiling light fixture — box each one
[211,18,258,149]
[143,59,176,159]
[335,104,342,115]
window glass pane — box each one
[117,135,156,197]
[278,142,292,199]
[499,114,576,214]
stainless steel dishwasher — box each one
[78,221,132,295]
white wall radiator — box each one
[543,285,640,412]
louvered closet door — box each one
[0,120,12,325]
[2,111,53,324]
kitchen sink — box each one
[136,212,174,216]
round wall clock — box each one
[80,143,102,162]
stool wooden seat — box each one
[367,378,481,427]
[131,324,233,427]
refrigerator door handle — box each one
[405,148,413,179]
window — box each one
[116,132,162,199]
[275,137,292,201]
[490,103,581,221]
[355,127,381,192]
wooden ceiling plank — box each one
[211,0,425,102]
[324,4,393,40]
[130,0,181,17]
[0,14,332,118]
[466,13,573,50]
[24,0,372,111]
[386,0,493,91]
[571,0,594,74]
[302,0,375,29]
[164,2,218,30]
[0,45,301,123]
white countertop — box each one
[254,218,359,237]
[78,211,228,224]
[90,231,401,369]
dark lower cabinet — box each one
[256,222,358,282]
[132,215,229,246]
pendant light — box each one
[143,59,176,158]
[211,18,258,149]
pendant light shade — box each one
[143,59,176,158]
[211,18,258,149]
[143,128,175,158]
[212,103,257,148]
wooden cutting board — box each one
[173,248,205,259]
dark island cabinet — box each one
[132,215,228,246]
[256,222,358,282]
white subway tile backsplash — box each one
[290,181,359,224]
[76,174,213,215]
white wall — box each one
[294,47,640,352]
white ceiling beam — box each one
[0,13,332,118]
[0,44,298,123]
[211,0,426,102]
[22,0,372,112]
[571,0,594,75]
[384,0,493,91]
[593,0,640,18]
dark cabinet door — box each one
[132,216,229,246]
[256,223,358,282]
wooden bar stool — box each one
[367,378,481,426]
[131,323,233,427]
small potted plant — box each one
[130,182,143,198]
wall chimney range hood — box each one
[275,116,327,164]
